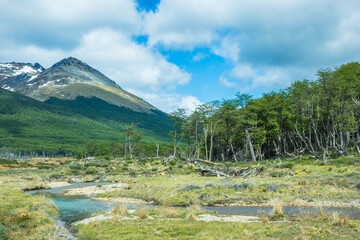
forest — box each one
[168,62,360,162]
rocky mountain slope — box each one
[0,57,155,113]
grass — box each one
[162,208,179,218]
[112,205,128,216]
[1,154,360,239]
[0,176,61,240]
[137,207,149,219]
[75,217,360,240]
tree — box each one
[124,124,142,158]
[169,108,186,156]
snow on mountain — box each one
[0,57,157,113]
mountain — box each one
[0,57,155,113]
[0,88,172,153]
[0,62,44,91]
[0,57,174,153]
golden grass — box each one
[137,207,149,219]
[272,200,283,215]
[336,214,350,227]
[112,205,128,216]
[110,217,122,224]
[186,211,197,221]
[190,204,201,212]
[163,208,179,218]
[261,216,269,224]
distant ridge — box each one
[0,57,156,113]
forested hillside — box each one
[174,62,360,162]
[0,89,172,154]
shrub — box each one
[0,159,18,164]
[86,160,99,167]
[205,183,218,188]
[112,205,128,216]
[226,181,256,190]
[355,182,360,190]
[266,183,277,192]
[336,214,350,227]
[269,170,288,178]
[0,223,7,240]
[163,208,179,218]
[181,184,203,191]
[151,167,158,172]
[69,164,82,170]
[186,211,197,221]
[99,162,110,168]
[277,162,295,169]
[137,207,149,219]
[85,167,96,175]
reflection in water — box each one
[32,192,118,223]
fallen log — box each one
[197,166,232,178]
[176,151,229,169]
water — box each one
[29,184,360,224]
[28,183,118,224]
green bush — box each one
[0,223,8,240]
[151,167,158,172]
[85,167,96,174]
[269,170,288,177]
[69,163,82,170]
[0,159,19,164]
[99,162,110,167]
[277,162,295,169]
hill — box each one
[0,88,172,153]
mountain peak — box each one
[52,56,88,68]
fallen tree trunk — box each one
[177,151,231,177]
[176,151,228,168]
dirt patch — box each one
[93,197,151,205]
[47,182,71,188]
[64,183,128,196]
[197,214,258,222]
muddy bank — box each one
[64,183,128,196]
[93,197,152,205]
[72,213,259,226]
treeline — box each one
[169,62,360,162]
[76,142,169,159]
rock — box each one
[94,175,102,181]
[68,178,83,183]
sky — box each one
[1,0,360,112]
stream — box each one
[28,183,360,225]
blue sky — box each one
[1,0,360,112]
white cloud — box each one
[144,0,360,92]
[192,52,209,62]
[127,89,201,113]
[179,95,201,112]
[72,28,190,92]
[0,45,67,67]
[212,37,240,62]
[219,76,237,88]
[230,64,255,79]
[0,27,193,112]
